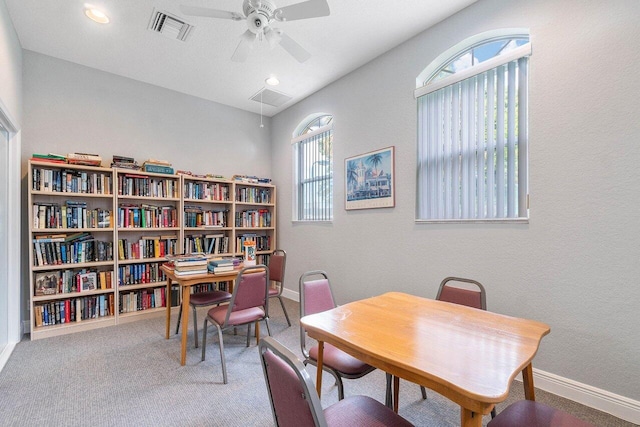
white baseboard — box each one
[281,291,639,424]
[530,368,640,424]
[0,341,17,373]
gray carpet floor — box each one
[0,299,634,426]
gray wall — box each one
[271,0,640,401]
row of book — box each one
[34,294,114,327]
[34,269,113,296]
[232,174,271,184]
[117,236,178,260]
[117,174,179,198]
[31,167,112,194]
[235,186,272,204]
[119,288,167,313]
[235,209,272,228]
[236,234,271,252]
[184,206,227,227]
[32,202,112,229]
[183,181,230,201]
[33,235,114,266]
[118,262,167,286]
[117,204,177,229]
[183,234,229,255]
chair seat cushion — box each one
[190,290,231,306]
[310,343,372,375]
[268,286,280,297]
[324,395,413,427]
[207,305,265,326]
[488,400,594,427]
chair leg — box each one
[385,373,393,407]
[192,306,199,348]
[216,325,227,384]
[336,375,345,400]
[277,296,291,327]
[201,318,209,361]
[175,303,182,335]
[491,407,496,418]
[420,385,427,400]
[264,317,272,336]
[246,323,251,347]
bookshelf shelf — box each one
[28,161,276,340]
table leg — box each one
[315,341,324,397]
[522,363,536,400]
[165,277,173,339]
[460,407,482,427]
[180,285,191,366]
[393,375,400,413]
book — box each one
[143,164,174,174]
[79,272,97,292]
[67,152,102,166]
[34,271,59,296]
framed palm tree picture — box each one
[345,146,395,210]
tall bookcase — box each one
[27,160,277,340]
[114,169,181,323]
[29,161,117,340]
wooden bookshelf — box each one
[28,161,117,340]
[28,160,277,340]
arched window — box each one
[415,31,530,221]
[292,114,333,221]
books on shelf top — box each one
[67,152,102,166]
[31,153,68,164]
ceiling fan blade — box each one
[232,30,257,62]
[274,0,330,21]
[180,5,243,21]
[278,32,311,63]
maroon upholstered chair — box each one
[299,270,377,401]
[259,336,414,427]
[487,400,595,427]
[268,249,291,326]
[175,289,231,348]
[201,264,271,384]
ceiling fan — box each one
[180,0,330,63]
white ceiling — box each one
[6,0,476,116]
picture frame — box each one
[34,271,59,296]
[345,146,395,210]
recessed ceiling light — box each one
[265,76,280,86]
[84,7,110,24]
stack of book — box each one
[111,155,141,170]
[143,159,174,174]
[30,153,67,164]
[67,153,102,166]
[171,254,208,277]
[208,258,236,274]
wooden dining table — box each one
[300,292,551,427]
[161,265,240,366]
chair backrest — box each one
[223,265,269,326]
[259,337,327,427]
[269,249,287,285]
[435,276,486,310]
[299,270,335,357]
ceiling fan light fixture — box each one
[265,76,279,86]
[84,6,110,24]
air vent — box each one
[148,9,194,42]
[250,88,293,108]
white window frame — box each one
[292,116,333,222]
[415,35,530,223]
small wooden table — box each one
[300,292,550,427]
[161,265,240,366]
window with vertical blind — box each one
[292,114,333,221]
[415,35,530,221]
